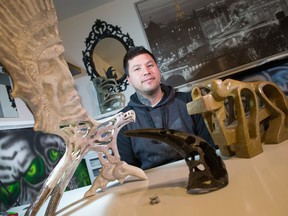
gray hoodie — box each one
[117,84,215,170]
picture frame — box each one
[0,65,17,118]
[135,0,288,89]
[232,60,288,96]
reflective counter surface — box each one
[9,140,288,216]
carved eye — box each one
[38,60,54,74]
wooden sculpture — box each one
[0,0,147,215]
[187,78,288,158]
[125,128,229,194]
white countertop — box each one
[9,140,288,216]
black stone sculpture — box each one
[124,128,228,194]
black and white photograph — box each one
[135,0,288,87]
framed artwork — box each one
[235,61,288,95]
[135,0,288,88]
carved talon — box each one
[125,128,228,194]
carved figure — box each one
[92,76,125,114]
[187,78,288,158]
[0,0,147,215]
[125,128,228,194]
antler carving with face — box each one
[0,0,147,215]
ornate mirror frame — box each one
[82,19,135,92]
[0,65,17,118]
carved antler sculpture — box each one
[125,128,228,194]
[187,78,288,158]
[0,0,147,215]
[92,76,126,114]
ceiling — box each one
[54,0,114,21]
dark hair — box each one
[123,46,157,76]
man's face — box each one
[127,53,161,96]
[37,44,82,117]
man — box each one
[117,46,215,170]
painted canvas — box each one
[0,128,91,211]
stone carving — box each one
[125,128,228,194]
[0,0,147,215]
[187,78,288,158]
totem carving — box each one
[187,78,288,158]
[92,77,125,114]
[0,0,147,215]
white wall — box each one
[0,0,147,128]
[59,0,148,118]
